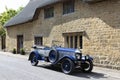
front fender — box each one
[28,51,41,60]
[88,56,93,61]
[81,55,93,61]
[54,55,76,64]
[62,56,76,61]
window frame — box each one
[63,32,83,49]
[34,36,43,46]
[44,6,54,19]
[63,0,75,15]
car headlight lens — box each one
[75,53,81,60]
[82,56,85,60]
[82,56,89,60]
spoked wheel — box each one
[49,50,58,63]
[61,58,74,74]
[30,54,38,66]
[82,60,93,73]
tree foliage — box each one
[17,7,24,13]
[0,7,23,26]
[0,7,23,36]
[0,25,6,36]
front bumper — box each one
[75,55,93,66]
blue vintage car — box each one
[28,45,93,74]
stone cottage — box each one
[4,0,120,69]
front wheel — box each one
[81,60,93,73]
[30,54,38,66]
[61,58,75,74]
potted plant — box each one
[20,48,25,55]
[12,48,16,54]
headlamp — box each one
[75,53,81,60]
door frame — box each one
[1,36,6,50]
[17,35,23,53]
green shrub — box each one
[20,48,25,55]
[12,48,16,54]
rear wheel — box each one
[61,58,75,74]
[81,60,93,73]
[30,54,38,66]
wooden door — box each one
[1,36,6,50]
[17,35,23,53]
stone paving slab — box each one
[0,51,28,59]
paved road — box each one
[0,53,120,80]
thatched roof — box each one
[4,0,61,27]
[4,0,105,27]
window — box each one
[64,32,83,49]
[75,36,78,48]
[70,36,73,48]
[63,0,75,15]
[34,37,43,46]
[79,36,83,49]
[44,7,54,18]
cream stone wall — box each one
[6,22,34,52]
[6,0,120,69]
